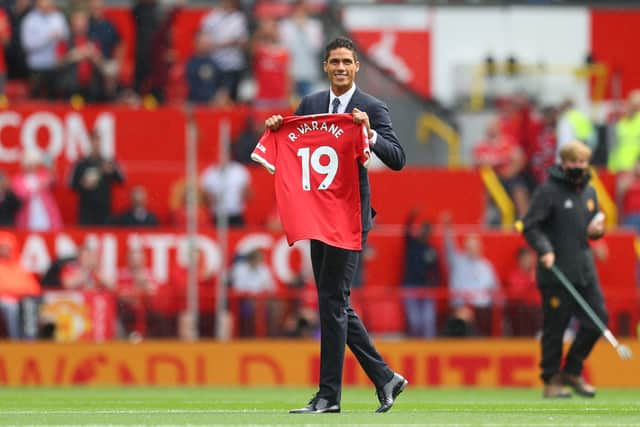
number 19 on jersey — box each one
[297,146,339,191]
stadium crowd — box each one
[0,0,324,106]
[0,0,325,341]
[0,0,638,342]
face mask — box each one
[565,167,586,181]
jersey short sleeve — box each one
[251,130,276,174]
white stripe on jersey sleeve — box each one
[250,152,276,174]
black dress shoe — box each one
[375,372,408,413]
[289,396,340,414]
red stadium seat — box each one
[5,80,30,103]
[166,63,188,105]
[360,288,406,334]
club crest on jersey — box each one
[288,120,345,142]
[564,199,573,209]
[586,199,595,211]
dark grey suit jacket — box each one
[294,88,405,235]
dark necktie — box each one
[331,98,341,114]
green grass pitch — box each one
[0,387,638,426]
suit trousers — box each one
[310,239,394,401]
[539,283,608,382]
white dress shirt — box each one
[329,85,377,145]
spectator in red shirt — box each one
[0,231,41,339]
[0,8,11,97]
[150,249,218,338]
[528,106,558,185]
[117,246,158,338]
[474,118,530,223]
[499,94,536,155]
[56,9,105,102]
[251,17,291,109]
[61,243,113,291]
[505,247,541,336]
[169,180,210,230]
[282,278,319,338]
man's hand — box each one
[352,108,373,139]
[102,160,115,174]
[587,211,605,238]
[265,115,283,131]
[540,252,555,269]
[81,168,100,189]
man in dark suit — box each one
[69,130,125,225]
[265,37,407,414]
[107,185,159,227]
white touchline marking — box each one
[1,425,207,427]
[0,409,283,415]
[1,424,638,427]
[1,407,638,415]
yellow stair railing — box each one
[589,167,618,227]
[479,166,515,229]
[416,113,460,167]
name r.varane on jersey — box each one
[288,119,346,142]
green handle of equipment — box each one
[549,265,608,334]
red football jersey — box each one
[253,43,289,102]
[252,114,370,250]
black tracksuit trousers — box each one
[539,283,608,383]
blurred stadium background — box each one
[0,0,638,397]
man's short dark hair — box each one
[324,37,358,62]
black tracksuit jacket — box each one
[522,165,602,288]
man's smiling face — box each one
[324,47,360,96]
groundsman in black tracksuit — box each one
[522,141,607,395]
